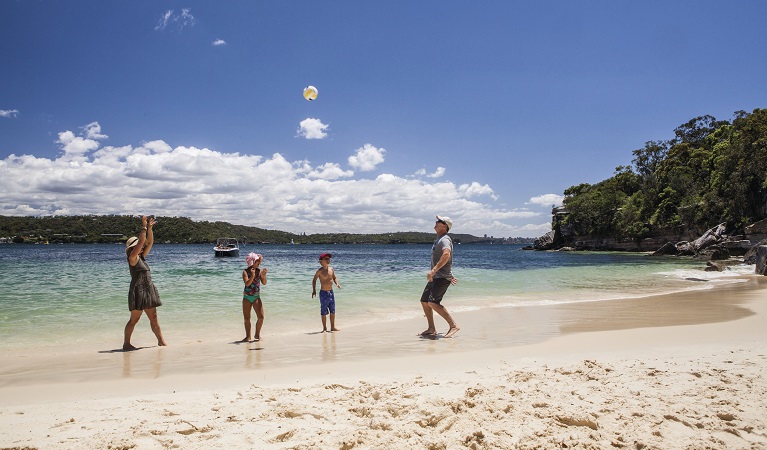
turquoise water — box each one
[0,243,750,351]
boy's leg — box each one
[329,313,339,331]
[329,295,339,331]
[319,292,330,332]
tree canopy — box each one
[562,108,767,239]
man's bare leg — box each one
[420,301,437,335]
[429,303,460,337]
[321,314,328,332]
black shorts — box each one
[420,278,452,305]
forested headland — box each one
[554,108,767,246]
[0,215,531,245]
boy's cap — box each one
[436,215,452,231]
[319,253,332,260]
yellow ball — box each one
[303,85,318,101]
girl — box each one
[241,252,268,342]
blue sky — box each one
[1,1,765,237]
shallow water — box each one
[0,243,751,352]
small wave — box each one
[658,264,755,282]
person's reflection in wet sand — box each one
[122,346,165,378]
[321,330,336,361]
[244,341,263,369]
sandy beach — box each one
[1,276,766,449]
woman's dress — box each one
[128,256,162,311]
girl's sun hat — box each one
[246,252,262,266]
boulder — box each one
[744,239,767,265]
[693,245,730,261]
[690,222,727,253]
[675,223,728,257]
[745,218,767,235]
[675,241,694,256]
[722,239,755,256]
[704,259,741,272]
[757,246,767,276]
[652,242,678,256]
[533,230,556,250]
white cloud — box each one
[297,118,329,139]
[142,140,173,154]
[212,39,226,46]
[0,126,550,237]
[458,182,497,199]
[348,144,385,171]
[0,109,19,118]
[412,167,445,178]
[82,121,108,140]
[56,128,100,157]
[428,167,445,178]
[307,163,354,180]
[528,193,564,207]
[155,9,197,31]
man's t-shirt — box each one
[431,234,453,279]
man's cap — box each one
[436,215,452,231]
[319,253,332,260]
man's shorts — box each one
[419,278,452,305]
[319,290,336,316]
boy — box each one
[311,253,341,332]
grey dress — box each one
[128,256,162,311]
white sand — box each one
[1,277,766,449]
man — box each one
[419,215,460,338]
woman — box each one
[124,215,167,350]
[241,252,268,342]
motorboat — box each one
[214,237,240,257]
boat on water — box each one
[214,238,240,257]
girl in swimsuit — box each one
[241,252,268,342]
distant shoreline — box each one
[0,214,535,245]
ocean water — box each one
[0,243,752,352]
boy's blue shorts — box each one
[319,290,336,316]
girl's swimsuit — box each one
[243,268,261,303]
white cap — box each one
[436,215,452,231]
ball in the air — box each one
[303,85,318,101]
